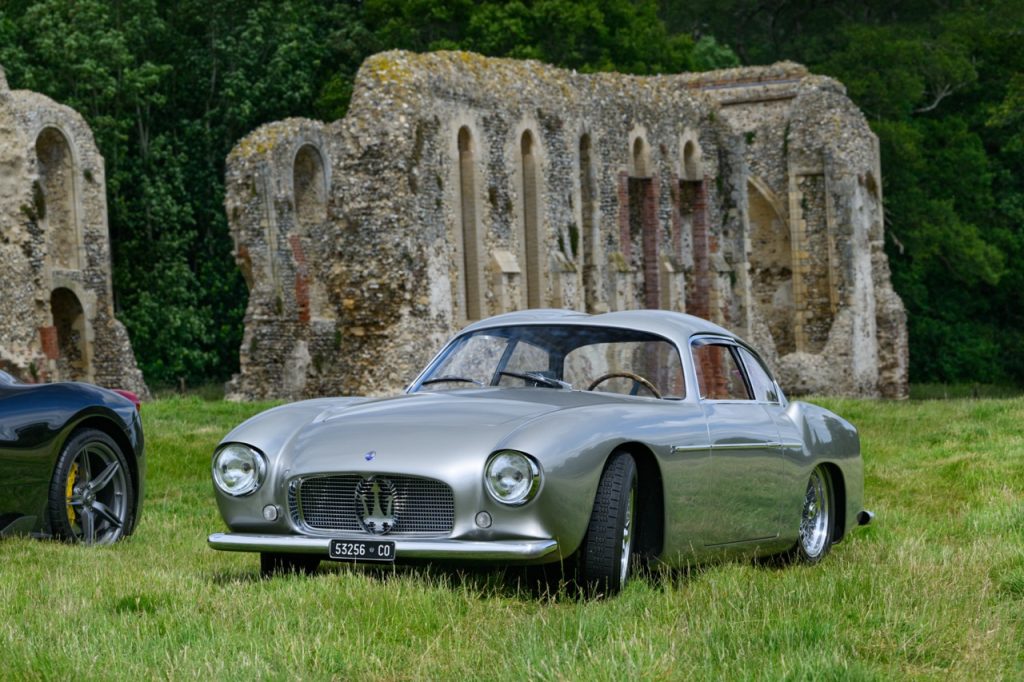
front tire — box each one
[575,451,638,595]
[794,465,835,563]
[260,552,321,577]
[47,428,135,545]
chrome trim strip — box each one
[710,441,780,451]
[780,441,804,449]
[670,444,708,453]
[208,532,560,560]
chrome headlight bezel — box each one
[484,450,541,506]
[212,443,267,497]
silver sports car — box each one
[209,309,871,593]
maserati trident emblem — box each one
[354,476,398,535]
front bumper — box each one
[208,532,560,561]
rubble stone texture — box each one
[225,51,908,400]
[0,66,148,396]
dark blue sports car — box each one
[0,371,145,544]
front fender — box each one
[496,400,697,558]
[786,400,863,541]
[219,398,367,454]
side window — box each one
[691,341,751,400]
[738,347,779,403]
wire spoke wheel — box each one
[798,466,833,561]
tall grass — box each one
[1,397,1022,679]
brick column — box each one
[690,178,710,320]
[617,172,631,261]
[642,175,660,309]
[669,173,683,259]
[289,235,311,325]
[39,326,59,359]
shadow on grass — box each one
[208,557,709,602]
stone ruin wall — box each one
[225,50,908,400]
[0,67,148,396]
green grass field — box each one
[2,397,1022,680]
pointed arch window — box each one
[579,134,598,312]
[520,130,544,308]
[293,145,328,226]
[36,127,80,271]
[458,127,483,320]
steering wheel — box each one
[586,372,662,398]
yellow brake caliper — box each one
[65,461,79,526]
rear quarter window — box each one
[691,340,751,400]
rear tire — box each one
[260,552,321,577]
[575,451,638,596]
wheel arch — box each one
[69,416,140,533]
[821,461,846,544]
[615,441,664,560]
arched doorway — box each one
[50,288,91,381]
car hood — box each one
[271,389,623,478]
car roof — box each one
[459,308,741,345]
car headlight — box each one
[484,450,541,505]
[212,443,267,496]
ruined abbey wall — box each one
[0,67,148,395]
[224,51,908,400]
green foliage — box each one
[363,0,739,74]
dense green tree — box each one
[363,0,738,74]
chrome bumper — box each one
[208,532,560,561]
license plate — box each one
[328,538,395,563]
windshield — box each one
[411,324,685,399]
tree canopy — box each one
[1,0,1021,387]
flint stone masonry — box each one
[225,51,908,400]
[0,66,148,396]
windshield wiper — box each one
[498,371,570,389]
[420,376,485,387]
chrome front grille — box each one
[290,474,455,537]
